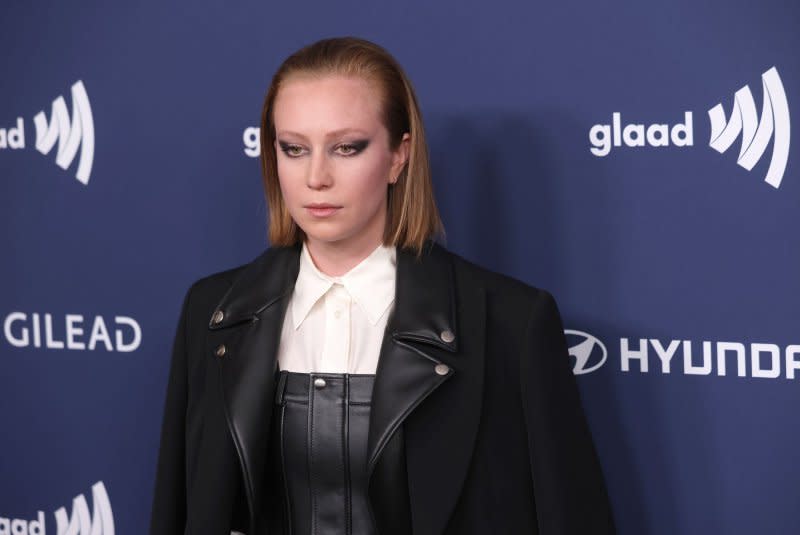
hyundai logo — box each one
[565,330,608,375]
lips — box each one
[304,203,342,217]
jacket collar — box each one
[210,240,458,352]
[390,240,459,352]
[208,243,301,329]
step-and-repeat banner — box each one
[2,1,797,533]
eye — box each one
[337,144,357,156]
[278,142,306,158]
[335,140,369,157]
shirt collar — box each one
[291,241,397,329]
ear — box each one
[389,132,411,184]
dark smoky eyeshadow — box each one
[350,140,369,152]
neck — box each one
[305,233,385,277]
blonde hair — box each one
[259,36,443,254]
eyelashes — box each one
[277,142,305,157]
[337,140,369,156]
[278,139,369,158]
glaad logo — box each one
[565,329,608,375]
[588,112,694,156]
[0,80,95,185]
[588,67,791,189]
[243,126,260,157]
[708,67,790,189]
[0,481,113,535]
[54,482,114,535]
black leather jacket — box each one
[149,241,615,534]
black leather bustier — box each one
[266,370,379,535]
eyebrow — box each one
[276,128,370,140]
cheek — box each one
[337,154,391,198]
[276,160,302,199]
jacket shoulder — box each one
[181,249,272,318]
[441,245,555,308]
[185,263,247,305]
[187,264,246,299]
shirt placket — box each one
[320,283,352,373]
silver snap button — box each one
[215,344,226,357]
[440,329,455,343]
[211,310,224,325]
[434,363,450,376]
[314,378,326,389]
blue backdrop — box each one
[2,1,797,533]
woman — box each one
[150,37,615,535]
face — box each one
[272,74,409,254]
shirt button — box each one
[211,310,224,325]
[334,310,341,319]
[215,344,226,357]
[440,329,455,343]
[434,363,450,376]
[314,378,327,389]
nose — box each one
[306,151,333,190]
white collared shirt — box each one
[276,241,397,374]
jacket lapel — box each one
[368,243,486,535]
[207,245,301,530]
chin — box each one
[298,224,352,245]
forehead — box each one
[272,74,384,136]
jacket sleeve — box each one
[149,284,193,534]
[520,290,616,534]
